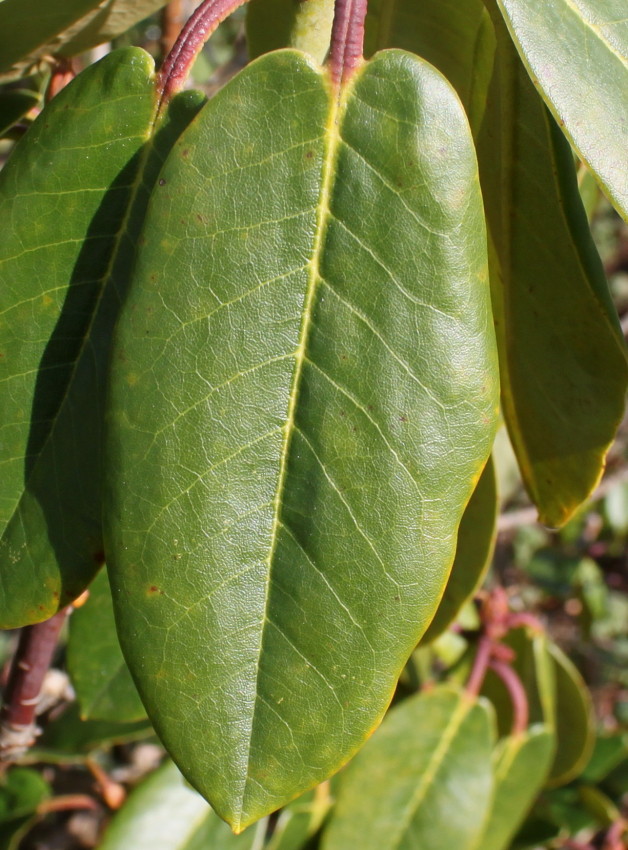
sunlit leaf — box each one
[106,48,498,829]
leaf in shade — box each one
[422,456,498,643]
[320,687,494,850]
[100,760,262,850]
[495,0,628,220]
[247,0,335,64]
[265,785,332,850]
[473,728,555,850]
[106,48,498,829]
[0,768,51,850]
[0,88,40,137]
[67,569,147,723]
[546,642,594,786]
[477,2,628,528]
[0,1,169,81]
[363,0,496,133]
[0,48,204,627]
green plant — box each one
[0,1,626,848]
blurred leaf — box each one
[496,0,628,220]
[604,480,628,535]
[247,0,334,63]
[100,760,262,850]
[478,1,628,528]
[266,785,333,850]
[581,733,628,783]
[0,88,39,136]
[364,0,495,134]
[0,768,49,823]
[67,569,147,722]
[0,49,204,627]
[547,642,595,786]
[510,816,562,850]
[0,1,169,81]
[321,688,494,850]
[34,703,152,758]
[106,48,498,829]
[578,164,601,222]
[473,727,555,850]
[577,784,620,826]
[423,457,498,642]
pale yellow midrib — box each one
[236,78,346,828]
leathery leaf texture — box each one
[106,49,498,829]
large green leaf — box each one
[477,2,628,528]
[0,1,168,80]
[364,0,496,133]
[67,568,146,722]
[0,49,203,627]
[106,48,498,829]
[474,728,555,850]
[422,456,498,643]
[495,0,628,220]
[321,687,494,850]
[100,760,262,850]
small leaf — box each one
[320,687,494,850]
[106,48,498,829]
[473,728,555,850]
[0,1,169,81]
[100,760,262,850]
[581,733,628,783]
[0,49,204,627]
[0,88,39,136]
[266,785,332,850]
[477,3,628,527]
[546,642,594,786]
[67,569,147,723]
[496,0,628,220]
[34,703,152,759]
[422,456,498,643]
[0,768,49,823]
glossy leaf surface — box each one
[474,728,555,850]
[547,642,594,786]
[321,688,494,850]
[477,5,628,527]
[100,760,261,850]
[67,569,146,722]
[0,1,168,80]
[106,48,498,829]
[496,0,628,220]
[422,456,497,643]
[0,49,203,627]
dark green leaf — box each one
[546,642,594,786]
[477,2,628,527]
[247,0,334,63]
[321,687,494,850]
[0,48,203,627]
[581,733,628,783]
[0,1,169,80]
[0,768,49,823]
[423,456,498,643]
[473,728,555,850]
[0,88,40,137]
[106,48,498,829]
[100,760,262,850]
[67,568,146,722]
[266,785,332,850]
[496,0,628,220]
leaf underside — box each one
[106,48,498,828]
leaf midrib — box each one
[236,70,346,828]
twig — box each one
[329,0,368,88]
[0,608,70,766]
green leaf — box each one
[581,733,628,783]
[473,728,555,850]
[67,568,147,722]
[33,703,152,759]
[247,0,335,64]
[320,687,494,850]
[100,760,262,850]
[0,88,40,137]
[0,768,49,823]
[546,642,594,786]
[364,0,496,133]
[477,3,628,528]
[106,48,498,829]
[0,1,169,81]
[0,48,203,627]
[266,785,332,850]
[495,0,628,220]
[422,456,498,643]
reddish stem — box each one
[46,57,76,102]
[37,795,101,815]
[488,659,529,735]
[0,607,70,764]
[157,0,248,105]
[466,635,493,698]
[329,0,368,88]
